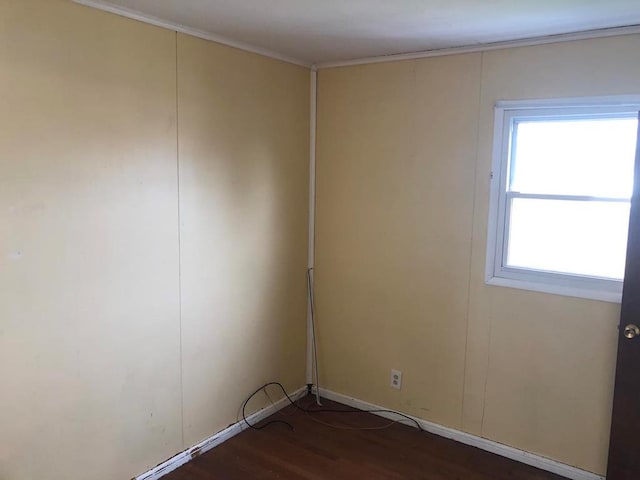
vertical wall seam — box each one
[475,51,494,437]
[460,51,485,431]
[175,31,185,449]
[479,296,494,436]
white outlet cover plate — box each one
[391,369,402,390]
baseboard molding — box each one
[135,385,603,480]
[317,388,604,480]
[134,386,307,480]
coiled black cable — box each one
[241,382,424,432]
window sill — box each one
[485,276,622,303]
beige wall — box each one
[177,34,309,446]
[0,2,309,479]
[315,34,640,475]
[4,1,638,478]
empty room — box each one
[3,1,640,479]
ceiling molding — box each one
[315,24,640,69]
[72,0,311,68]
[72,1,640,71]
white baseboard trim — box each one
[317,388,604,480]
[133,386,307,480]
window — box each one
[486,97,640,302]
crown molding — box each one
[315,24,640,69]
[71,0,311,68]
[72,1,640,71]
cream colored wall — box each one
[177,34,309,447]
[315,34,640,475]
[316,55,482,429]
[0,2,309,479]
[4,1,636,477]
[465,37,640,474]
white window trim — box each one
[485,95,640,304]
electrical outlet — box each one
[390,369,402,390]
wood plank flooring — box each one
[163,395,567,479]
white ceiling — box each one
[79,0,640,65]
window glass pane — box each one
[506,198,630,280]
[510,117,637,198]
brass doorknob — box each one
[624,324,640,339]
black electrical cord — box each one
[242,382,300,431]
[307,267,322,406]
[241,382,424,432]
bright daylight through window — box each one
[486,98,640,302]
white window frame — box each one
[485,95,640,303]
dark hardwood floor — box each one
[164,395,566,479]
